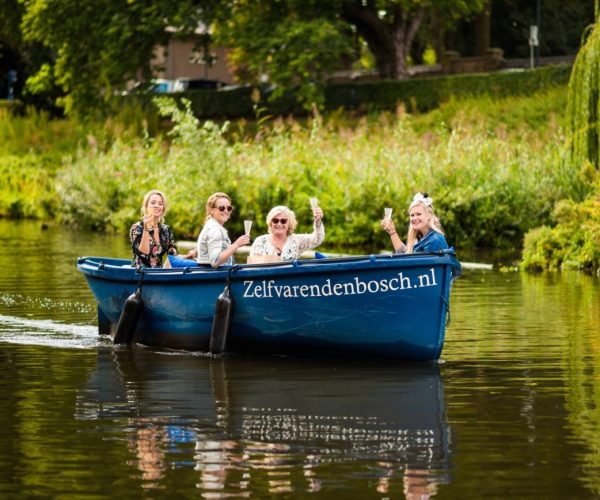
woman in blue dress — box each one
[381,192,448,253]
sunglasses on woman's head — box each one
[216,205,233,212]
[272,218,288,224]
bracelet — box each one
[145,227,154,232]
[388,231,397,236]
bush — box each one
[521,194,600,273]
[0,155,58,218]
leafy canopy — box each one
[20,0,211,116]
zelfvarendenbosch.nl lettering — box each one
[242,268,438,299]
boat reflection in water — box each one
[77,348,452,496]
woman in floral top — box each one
[249,205,325,262]
[130,189,178,268]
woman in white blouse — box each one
[196,192,250,267]
[249,205,324,262]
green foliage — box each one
[567,20,600,169]
[215,1,352,110]
[6,81,594,264]
[519,23,600,274]
[54,90,584,253]
[56,138,168,231]
[521,194,600,273]
[211,0,486,107]
[20,0,208,117]
[415,85,568,135]
[0,104,162,157]
[0,154,57,218]
[325,64,572,114]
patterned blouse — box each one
[250,222,325,261]
[197,217,233,267]
[130,221,177,268]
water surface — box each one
[0,220,599,498]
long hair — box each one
[140,189,167,223]
[266,206,298,236]
[406,194,444,253]
[204,192,231,222]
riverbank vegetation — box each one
[4,80,596,261]
[520,19,600,274]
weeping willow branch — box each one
[567,21,600,170]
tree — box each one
[567,5,600,170]
[212,0,486,110]
[213,1,352,108]
[20,0,212,117]
[16,0,486,116]
[216,1,486,84]
[340,0,487,79]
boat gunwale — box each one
[77,251,461,284]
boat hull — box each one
[77,252,460,361]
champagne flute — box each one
[244,220,253,236]
[384,207,393,221]
[310,197,319,209]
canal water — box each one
[0,219,599,499]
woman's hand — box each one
[234,234,251,248]
[143,213,156,230]
[312,207,324,224]
[184,248,198,260]
[381,218,396,235]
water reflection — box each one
[77,349,452,496]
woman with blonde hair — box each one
[249,204,325,262]
[130,189,177,268]
[196,192,250,267]
[381,192,448,254]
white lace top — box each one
[249,222,325,261]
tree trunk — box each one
[431,10,445,64]
[391,5,425,79]
[474,0,491,56]
[341,1,397,79]
[342,2,425,80]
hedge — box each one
[132,64,572,119]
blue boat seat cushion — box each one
[167,255,200,268]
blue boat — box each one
[77,251,461,361]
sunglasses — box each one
[272,218,288,224]
[215,205,233,213]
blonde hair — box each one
[204,192,232,222]
[266,206,297,236]
[406,197,444,253]
[140,189,167,223]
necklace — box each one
[271,237,285,257]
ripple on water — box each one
[0,313,105,349]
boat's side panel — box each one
[78,254,458,360]
[229,262,451,360]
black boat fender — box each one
[210,268,236,354]
[113,287,144,345]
